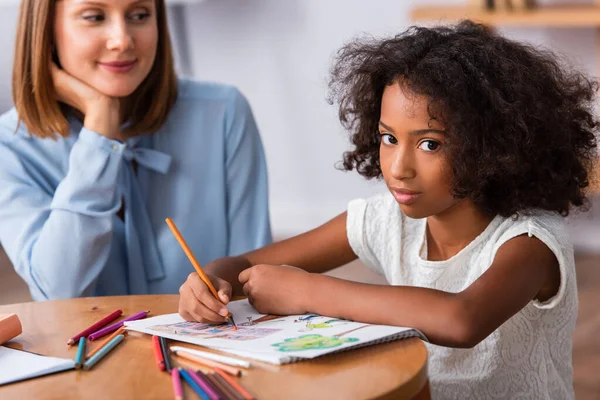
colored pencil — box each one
[214,368,255,400]
[66,309,122,345]
[210,372,244,400]
[74,337,86,369]
[173,349,242,376]
[196,371,224,397]
[203,372,238,400]
[165,217,237,329]
[152,335,166,371]
[88,310,149,341]
[86,326,126,359]
[190,370,221,400]
[83,334,125,370]
[171,368,183,400]
[180,368,210,400]
[159,336,173,372]
[170,346,251,369]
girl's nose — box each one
[389,147,416,180]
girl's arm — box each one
[205,212,357,296]
[243,233,559,348]
[0,129,124,300]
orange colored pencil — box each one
[86,326,127,359]
[165,217,237,329]
[214,368,255,400]
[173,350,242,377]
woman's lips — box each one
[99,60,137,73]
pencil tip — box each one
[228,316,238,330]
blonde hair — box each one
[12,0,178,139]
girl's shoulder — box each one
[491,210,571,253]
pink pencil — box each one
[171,368,183,400]
[88,310,149,341]
[66,310,122,346]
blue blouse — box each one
[0,79,272,300]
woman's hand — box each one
[178,272,233,323]
[50,62,121,139]
[238,264,312,315]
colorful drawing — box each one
[272,334,359,352]
[293,315,349,331]
[150,321,281,341]
[238,314,284,327]
[305,319,345,330]
[272,326,369,352]
[294,314,319,323]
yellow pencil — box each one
[165,217,237,329]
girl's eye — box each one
[418,140,441,152]
[380,133,398,145]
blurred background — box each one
[0,0,598,397]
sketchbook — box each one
[124,299,425,365]
[0,346,75,386]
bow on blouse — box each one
[120,136,172,294]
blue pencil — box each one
[180,368,210,400]
[75,337,86,369]
[83,334,124,371]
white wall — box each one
[0,0,598,246]
[0,5,18,112]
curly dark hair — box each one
[328,20,599,217]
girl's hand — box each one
[238,264,312,315]
[178,272,233,323]
[49,62,121,139]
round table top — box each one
[0,295,428,400]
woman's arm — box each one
[222,88,272,256]
[242,234,559,348]
[0,129,124,299]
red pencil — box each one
[67,309,123,346]
[152,335,166,371]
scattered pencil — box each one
[171,368,183,400]
[204,372,238,400]
[170,346,251,369]
[86,326,127,359]
[173,349,242,376]
[214,368,255,400]
[83,334,125,370]
[179,368,210,400]
[189,369,221,400]
[159,336,173,372]
[88,310,149,341]
[66,309,122,346]
[211,371,248,400]
[74,337,86,369]
[152,335,166,371]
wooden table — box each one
[0,295,429,400]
